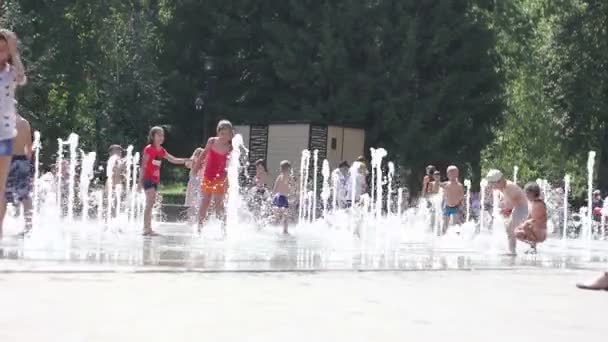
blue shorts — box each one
[6,156,32,203]
[443,206,459,216]
[272,194,289,208]
[0,139,13,156]
[143,179,158,190]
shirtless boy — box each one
[442,165,464,234]
[487,169,528,255]
[0,113,32,236]
[514,182,547,253]
[273,160,292,234]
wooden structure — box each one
[233,122,366,179]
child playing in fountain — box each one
[139,126,189,236]
[0,111,32,236]
[252,159,269,203]
[185,147,205,222]
[106,145,127,220]
[430,170,441,194]
[514,182,547,253]
[273,160,292,234]
[254,159,269,193]
[0,30,26,237]
[442,165,464,235]
[198,120,233,233]
[486,169,528,255]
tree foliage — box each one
[3,0,606,196]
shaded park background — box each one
[0,0,607,196]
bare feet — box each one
[576,272,608,291]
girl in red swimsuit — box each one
[139,126,189,236]
[198,120,233,232]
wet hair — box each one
[426,165,437,176]
[147,126,164,144]
[255,159,267,172]
[524,182,541,198]
[280,160,291,171]
[216,119,233,132]
[339,160,350,169]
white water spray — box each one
[311,149,319,222]
[397,187,404,217]
[321,160,330,217]
[464,179,471,222]
[513,166,519,185]
[32,131,41,222]
[562,174,570,240]
[226,134,247,230]
[130,152,140,222]
[298,150,310,225]
[371,148,387,219]
[67,133,79,221]
[56,138,64,213]
[79,151,97,222]
[387,162,395,215]
[106,154,119,228]
[480,178,487,232]
[586,151,596,241]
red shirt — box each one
[203,147,229,180]
[143,144,166,183]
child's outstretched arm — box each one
[165,152,187,165]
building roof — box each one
[233,120,365,130]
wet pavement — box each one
[0,222,607,272]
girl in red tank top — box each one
[139,126,189,236]
[198,120,233,233]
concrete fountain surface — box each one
[0,223,607,341]
[0,270,606,342]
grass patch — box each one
[159,182,186,195]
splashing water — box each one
[563,174,570,240]
[226,134,248,231]
[321,160,330,217]
[298,150,311,225]
[106,154,119,229]
[371,148,387,218]
[387,162,395,215]
[7,127,607,265]
[67,133,79,222]
[480,178,488,233]
[79,151,97,222]
[464,179,471,222]
[311,150,319,222]
[130,152,140,223]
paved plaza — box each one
[0,270,606,341]
[0,223,606,341]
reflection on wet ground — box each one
[0,223,607,272]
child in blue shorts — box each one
[272,160,292,234]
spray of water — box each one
[321,160,330,217]
[387,162,395,215]
[586,151,596,241]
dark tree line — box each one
[1,0,606,194]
